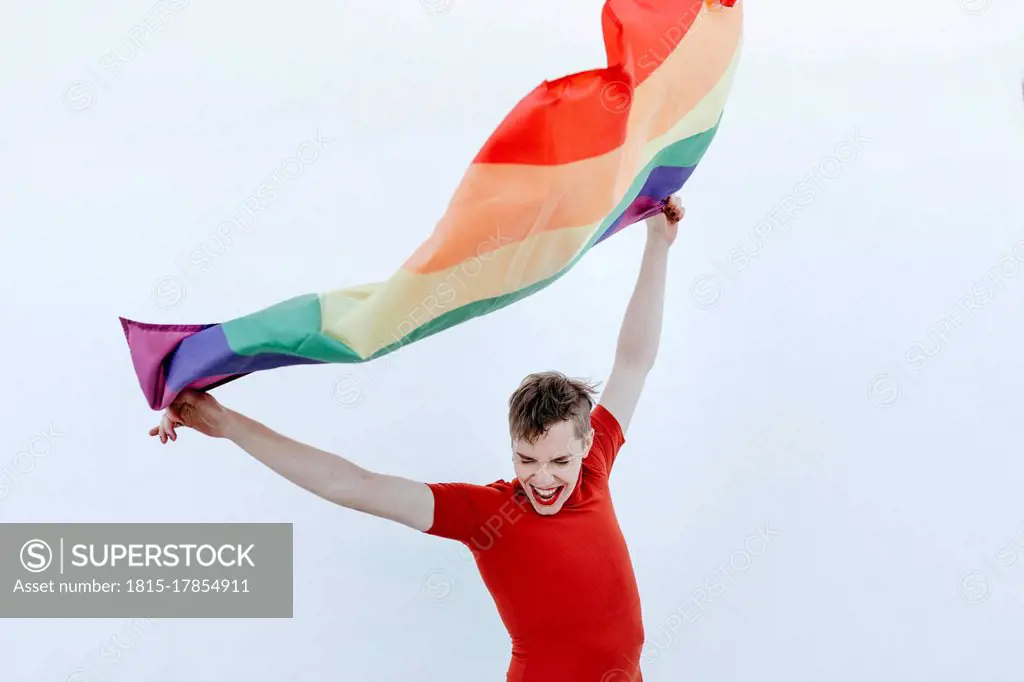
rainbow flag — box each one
[121,0,743,410]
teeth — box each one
[533,486,559,499]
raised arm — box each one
[598,196,683,433]
[150,390,435,531]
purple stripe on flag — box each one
[597,164,695,243]
[164,325,324,404]
[121,318,325,410]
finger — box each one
[149,426,159,437]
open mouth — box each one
[530,484,564,506]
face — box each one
[513,419,594,516]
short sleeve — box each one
[425,481,507,543]
[586,404,627,476]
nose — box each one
[530,462,558,481]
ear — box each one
[581,428,595,458]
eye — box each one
[553,459,571,466]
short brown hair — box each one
[508,371,600,444]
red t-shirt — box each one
[426,405,644,682]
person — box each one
[150,196,685,681]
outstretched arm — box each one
[150,391,435,531]
[598,197,683,433]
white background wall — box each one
[2,0,1023,679]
